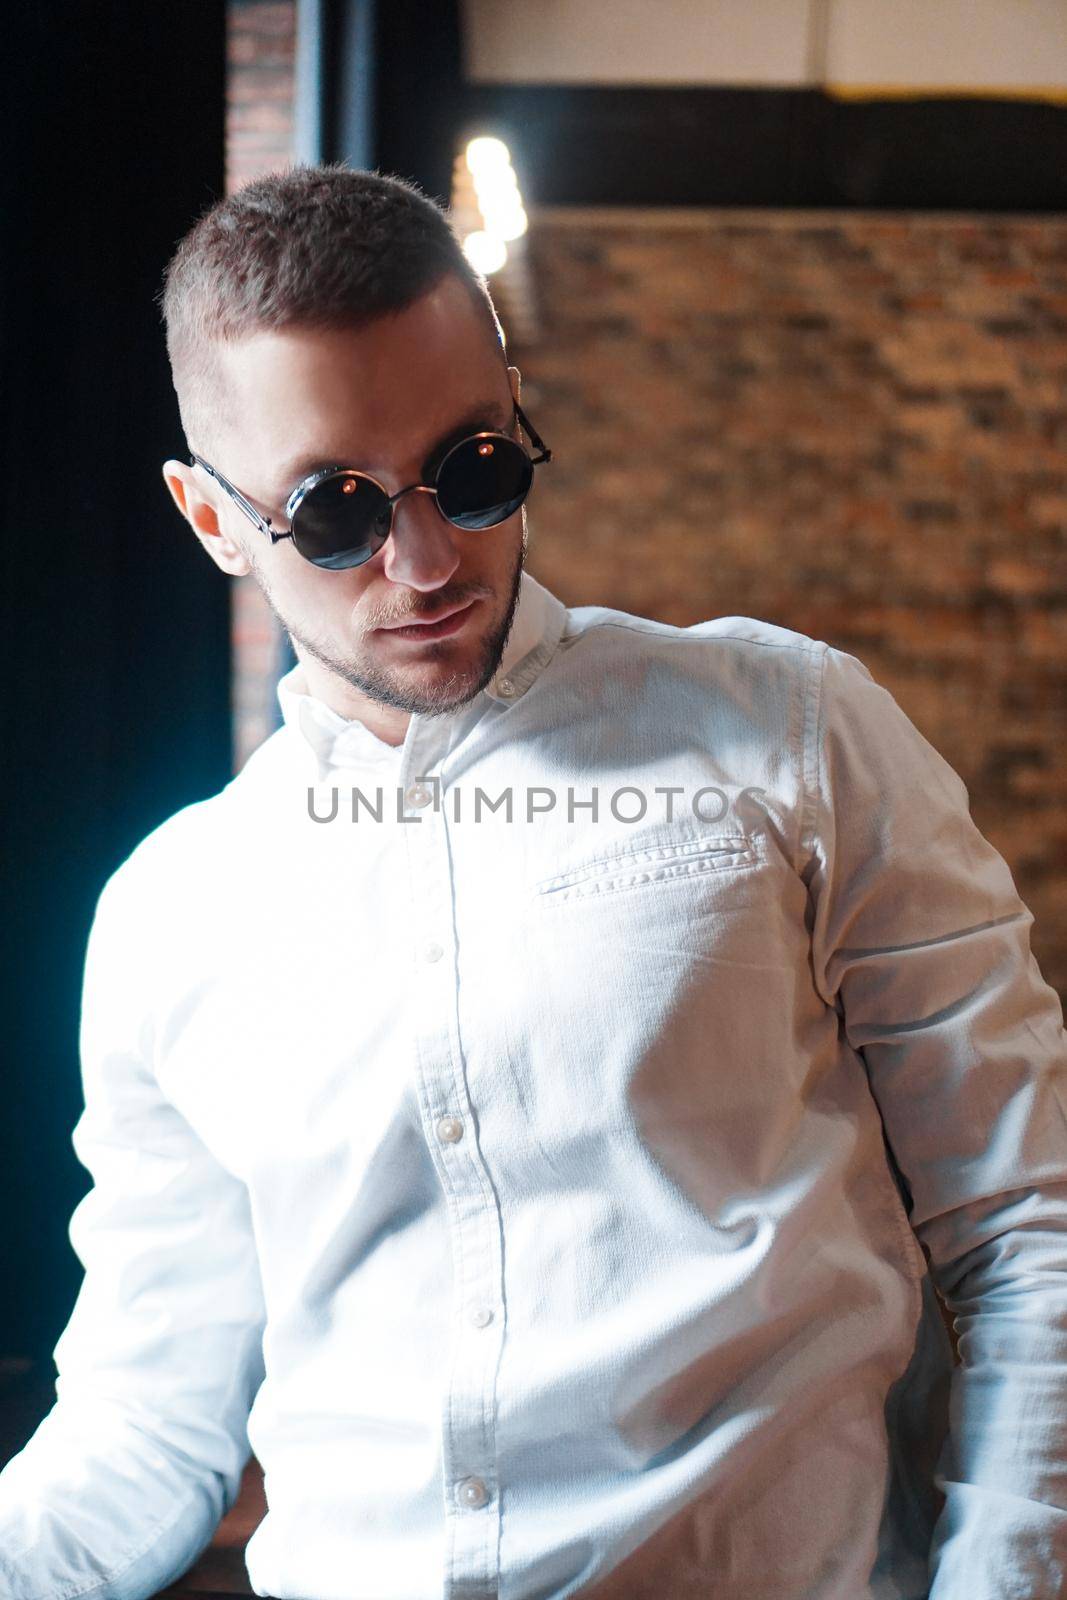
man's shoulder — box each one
[97,726,293,913]
[561,598,826,671]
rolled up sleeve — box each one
[0,867,267,1600]
[802,642,1067,1599]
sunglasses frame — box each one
[188,398,551,569]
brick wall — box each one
[512,207,1067,1005]
[227,0,294,193]
[227,0,295,772]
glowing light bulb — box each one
[462,230,508,275]
[466,136,512,173]
[473,166,519,201]
[483,204,528,243]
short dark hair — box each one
[159,162,507,453]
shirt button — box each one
[423,942,444,963]
[456,1477,490,1509]
[405,782,433,808]
[469,1306,493,1328]
[496,677,516,697]
[437,1116,464,1144]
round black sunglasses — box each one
[189,399,551,571]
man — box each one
[1,162,1066,1600]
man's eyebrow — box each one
[268,401,515,505]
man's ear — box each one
[161,459,252,577]
[507,365,522,407]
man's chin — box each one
[386,658,499,716]
[353,637,498,716]
[282,557,522,720]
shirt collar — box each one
[275,568,567,774]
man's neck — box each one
[297,656,412,748]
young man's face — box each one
[162,272,528,746]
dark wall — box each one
[0,1,231,1365]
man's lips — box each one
[373,599,480,639]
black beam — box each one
[459,84,1067,212]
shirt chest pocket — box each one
[498,826,808,1149]
[531,829,766,904]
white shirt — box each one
[3,569,1067,1600]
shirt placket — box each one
[399,718,505,1600]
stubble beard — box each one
[251,527,528,719]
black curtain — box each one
[0,1,231,1372]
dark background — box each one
[0,1,231,1382]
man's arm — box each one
[0,867,267,1600]
[802,642,1067,1599]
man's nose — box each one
[380,486,462,590]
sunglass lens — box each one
[291,472,391,569]
[436,436,533,530]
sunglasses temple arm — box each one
[188,453,290,544]
[514,401,553,466]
